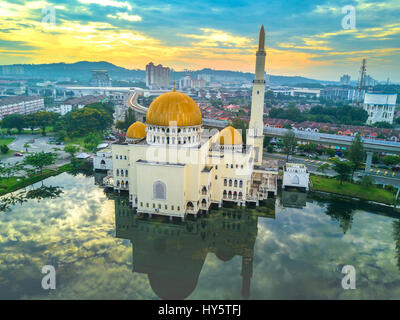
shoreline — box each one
[0,162,85,196]
[310,175,398,207]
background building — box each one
[363,92,397,124]
[340,74,351,85]
[0,96,44,119]
[146,62,170,88]
[179,74,206,89]
[90,70,112,87]
[59,95,107,115]
[364,75,378,87]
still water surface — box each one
[0,172,400,299]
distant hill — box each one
[0,61,144,82]
[0,61,333,85]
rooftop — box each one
[0,95,43,107]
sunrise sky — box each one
[0,0,400,81]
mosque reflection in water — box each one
[112,193,276,300]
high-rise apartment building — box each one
[340,74,351,85]
[363,93,397,124]
[90,70,112,87]
[146,62,170,88]
[0,96,44,119]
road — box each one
[264,152,400,187]
[4,135,70,166]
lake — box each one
[0,172,399,299]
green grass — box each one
[64,136,85,149]
[0,163,73,196]
[310,175,396,205]
[0,137,15,146]
[0,137,16,159]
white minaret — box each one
[248,25,266,166]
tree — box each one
[383,155,400,166]
[2,114,25,134]
[84,132,102,152]
[23,152,57,173]
[347,133,365,179]
[317,163,330,174]
[24,114,38,132]
[124,108,136,128]
[282,130,297,161]
[23,143,30,152]
[64,145,80,158]
[326,148,336,157]
[0,144,9,154]
[63,105,113,136]
[0,163,24,180]
[33,111,59,135]
[115,120,126,131]
[360,175,374,188]
[373,121,394,129]
[263,136,271,148]
[332,159,352,185]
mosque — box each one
[110,26,278,219]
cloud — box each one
[179,28,254,48]
[107,12,142,22]
[77,0,133,11]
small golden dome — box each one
[126,121,146,139]
[146,90,202,127]
[219,126,243,145]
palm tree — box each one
[23,142,30,152]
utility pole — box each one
[357,58,366,107]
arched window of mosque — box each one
[257,90,259,95]
[153,181,167,200]
[239,180,243,188]
[229,179,232,187]
[116,169,119,176]
[224,179,227,186]
[234,180,238,187]
[125,170,128,176]
[101,160,105,165]
[186,202,194,210]
[291,175,300,184]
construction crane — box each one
[357,58,367,107]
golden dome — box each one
[126,121,146,139]
[146,90,202,127]
[219,126,243,145]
